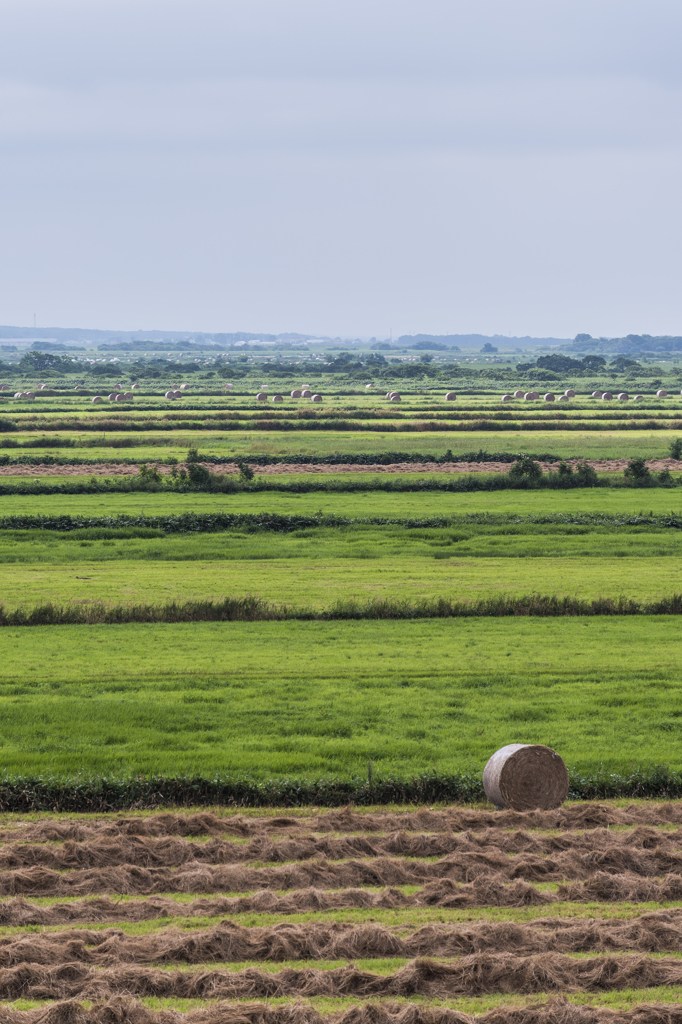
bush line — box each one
[0,765,678,810]
[5,593,682,627]
[0,450,560,467]
[1,510,682,532]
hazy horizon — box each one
[1,0,681,338]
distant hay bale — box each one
[123,392,134,400]
[501,394,512,402]
[13,392,22,398]
[224,383,234,389]
[180,384,189,390]
[601,392,613,400]
[164,391,176,400]
[543,393,555,402]
[290,389,302,398]
[256,392,268,401]
[483,743,569,811]
[272,394,283,402]
[445,392,457,400]
[558,395,568,401]
[114,393,125,401]
[365,383,374,388]
[131,383,140,389]
[311,393,322,402]
[172,390,183,398]
[592,391,603,398]
[564,389,575,398]
[657,389,668,398]
[260,384,269,390]
[24,392,35,399]
[91,396,103,403]
[390,393,401,401]
[513,390,524,398]
[301,389,312,397]
[524,391,539,400]
[634,395,644,400]
[617,392,629,401]
[109,393,118,401]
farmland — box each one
[3,379,682,1022]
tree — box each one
[480,342,498,353]
[19,350,72,373]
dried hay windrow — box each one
[5,911,682,968]
[5,954,682,1000]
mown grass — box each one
[3,485,682,517]
[0,618,681,776]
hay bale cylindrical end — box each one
[483,743,569,811]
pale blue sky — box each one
[1,0,681,338]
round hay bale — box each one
[390,393,401,401]
[92,396,103,402]
[132,383,140,389]
[108,393,118,401]
[290,389,302,398]
[592,390,603,398]
[617,392,629,401]
[256,392,268,401]
[301,389,312,398]
[543,392,555,402]
[657,389,668,398]
[524,391,539,400]
[272,394,283,402]
[123,392,134,400]
[260,384,269,390]
[172,390,183,398]
[311,393,322,402]
[224,383,234,389]
[564,389,575,398]
[386,391,395,398]
[601,391,613,400]
[501,394,512,402]
[365,383,374,388]
[483,743,569,811]
[513,390,524,399]
[445,392,457,400]
[180,384,189,390]
[634,394,644,400]
[164,391,176,399]
[558,394,569,401]
[13,392,22,398]
[114,393,125,401]
[24,392,35,399]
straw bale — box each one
[483,744,569,811]
[592,391,603,398]
[24,392,35,399]
[311,394,322,402]
[272,395,283,402]
[564,389,575,397]
[501,395,512,402]
[634,395,643,400]
[445,392,457,400]
[365,383,374,387]
[543,393,555,402]
[132,383,140,389]
[617,392,629,401]
[524,392,539,400]
[301,390,312,398]
[164,392,176,400]
[390,394,401,401]
[224,383,234,389]
[557,395,568,401]
[657,389,668,398]
[91,397,103,403]
[291,390,302,398]
[513,390,524,398]
[108,394,118,401]
[114,394,125,401]
[601,392,613,400]
[256,393,268,401]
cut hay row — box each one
[3,826,682,870]
[1,804,682,844]
[6,911,682,965]
[9,953,682,1000]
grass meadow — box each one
[0,617,680,777]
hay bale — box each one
[13,392,22,398]
[164,391,176,399]
[272,394,283,402]
[109,393,118,401]
[445,392,457,400]
[390,393,401,401]
[365,383,374,388]
[91,396,103,403]
[513,390,524,398]
[483,743,569,811]
[657,389,668,398]
[291,389,302,398]
[524,391,539,400]
[132,383,140,389]
[24,392,35,399]
[180,384,189,390]
[558,395,569,401]
[172,390,183,398]
[123,392,134,400]
[386,391,394,398]
[634,394,643,400]
[115,393,125,401]
[260,384,269,390]
[601,391,613,400]
[617,392,629,401]
[543,392,555,402]
[311,393,322,402]
[592,391,603,398]
[564,389,575,398]
[224,383,234,389]
[501,394,512,402]
[256,392,268,401]
[301,389,312,398]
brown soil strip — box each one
[3,804,682,845]
[3,998,682,1024]
[2,459,682,477]
[0,870,679,913]
[4,911,682,968]
[4,953,682,1000]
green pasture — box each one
[1,428,681,461]
[0,617,681,776]
[2,483,682,517]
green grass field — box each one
[0,617,680,777]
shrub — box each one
[237,461,255,483]
[670,437,682,459]
[508,456,542,482]
[573,461,599,486]
[137,464,162,484]
[625,458,652,486]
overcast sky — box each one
[1,0,681,338]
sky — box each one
[0,0,681,339]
